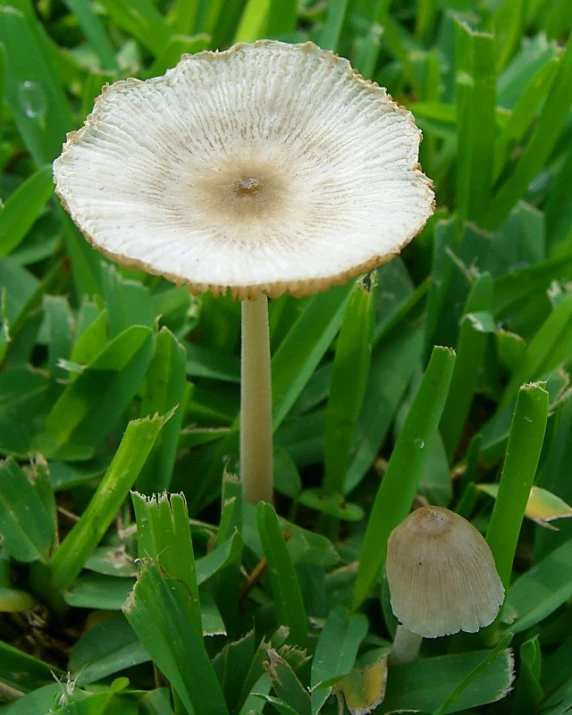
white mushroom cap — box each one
[386,507,505,639]
[54,41,434,299]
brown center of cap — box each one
[234,176,263,198]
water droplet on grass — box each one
[17,81,47,120]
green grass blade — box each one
[486,383,549,589]
[123,559,229,715]
[146,34,210,77]
[58,209,103,301]
[40,325,153,454]
[319,0,349,52]
[266,0,297,37]
[100,264,153,338]
[0,289,9,365]
[440,274,495,461]
[353,346,456,609]
[257,502,308,647]
[234,0,270,42]
[506,538,572,633]
[35,414,168,597]
[43,295,74,394]
[131,492,201,633]
[263,651,310,715]
[415,0,438,41]
[311,606,368,714]
[432,634,514,715]
[0,166,53,258]
[492,253,572,317]
[354,23,383,79]
[484,35,572,230]
[272,283,353,430]
[496,54,560,174]
[494,0,526,71]
[382,650,515,713]
[324,276,376,494]
[62,0,118,70]
[0,458,56,563]
[500,295,572,407]
[168,0,199,35]
[96,0,173,56]
[0,5,73,165]
[455,20,496,227]
[137,327,187,493]
[346,322,423,493]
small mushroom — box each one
[54,41,434,504]
[386,506,504,665]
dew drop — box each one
[17,81,47,120]
[413,438,425,450]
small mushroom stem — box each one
[240,294,273,504]
[389,625,423,666]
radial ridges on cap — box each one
[386,506,505,639]
[54,40,434,300]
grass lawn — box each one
[0,0,572,713]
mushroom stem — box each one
[389,625,422,666]
[240,294,273,504]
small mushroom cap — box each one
[54,41,434,299]
[386,506,505,639]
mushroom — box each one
[386,506,504,665]
[53,41,434,504]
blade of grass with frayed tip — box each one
[486,382,549,590]
[0,166,53,258]
[432,633,514,715]
[131,491,201,633]
[123,559,229,715]
[257,502,308,647]
[31,414,168,605]
[324,275,376,495]
[381,649,515,713]
[353,346,456,609]
[263,649,310,715]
